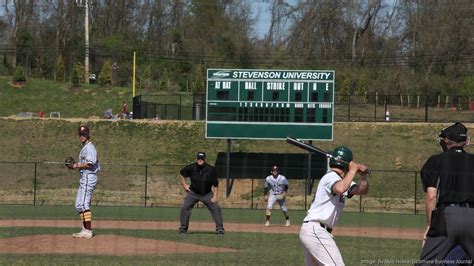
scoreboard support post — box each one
[306,140,312,208]
[225,139,234,198]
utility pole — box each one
[76,0,90,84]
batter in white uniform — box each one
[299,146,369,265]
[264,165,290,227]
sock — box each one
[81,210,92,230]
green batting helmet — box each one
[329,146,353,170]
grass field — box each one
[0,205,425,228]
[0,228,422,265]
[0,205,423,265]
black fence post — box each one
[374,92,378,121]
[304,177,307,210]
[414,171,418,214]
[144,164,148,207]
[226,139,231,197]
[251,177,254,209]
[33,162,37,206]
[347,94,351,121]
[307,142,312,195]
[425,94,429,122]
[144,101,148,118]
[179,95,182,120]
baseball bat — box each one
[285,136,329,158]
[285,136,371,175]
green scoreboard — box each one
[206,69,334,140]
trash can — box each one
[194,103,201,120]
[469,101,474,111]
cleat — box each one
[72,228,85,237]
[265,221,270,227]
[72,228,93,239]
[285,220,291,227]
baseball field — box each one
[0,107,472,264]
[0,205,423,265]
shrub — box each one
[71,62,83,87]
[159,80,167,91]
[1,54,11,75]
[193,64,205,93]
[55,55,65,82]
[98,60,112,86]
[12,67,26,82]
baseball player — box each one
[70,125,100,239]
[264,165,290,227]
[299,146,369,265]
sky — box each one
[251,1,273,38]
[250,0,299,39]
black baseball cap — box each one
[196,152,206,160]
[440,123,467,142]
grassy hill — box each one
[2,118,471,211]
[0,75,198,119]
[1,117,471,170]
[1,76,135,118]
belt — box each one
[320,223,333,233]
[447,202,474,208]
[303,221,333,233]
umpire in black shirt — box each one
[178,151,225,235]
[419,123,474,262]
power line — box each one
[1,44,472,68]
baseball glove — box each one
[65,156,75,170]
[276,194,285,200]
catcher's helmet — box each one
[78,125,90,136]
[329,146,353,171]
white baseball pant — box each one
[299,221,344,266]
[75,173,98,213]
[266,194,288,213]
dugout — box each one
[214,152,327,180]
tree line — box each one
[0,0,472,97]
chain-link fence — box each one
[335,93,474,122]
[132,94,205,120]
[130,93,474,122]
[0,161,426,214]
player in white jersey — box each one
[71,125,100,239]
[264,165,290,227]
[299,146,369,265]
